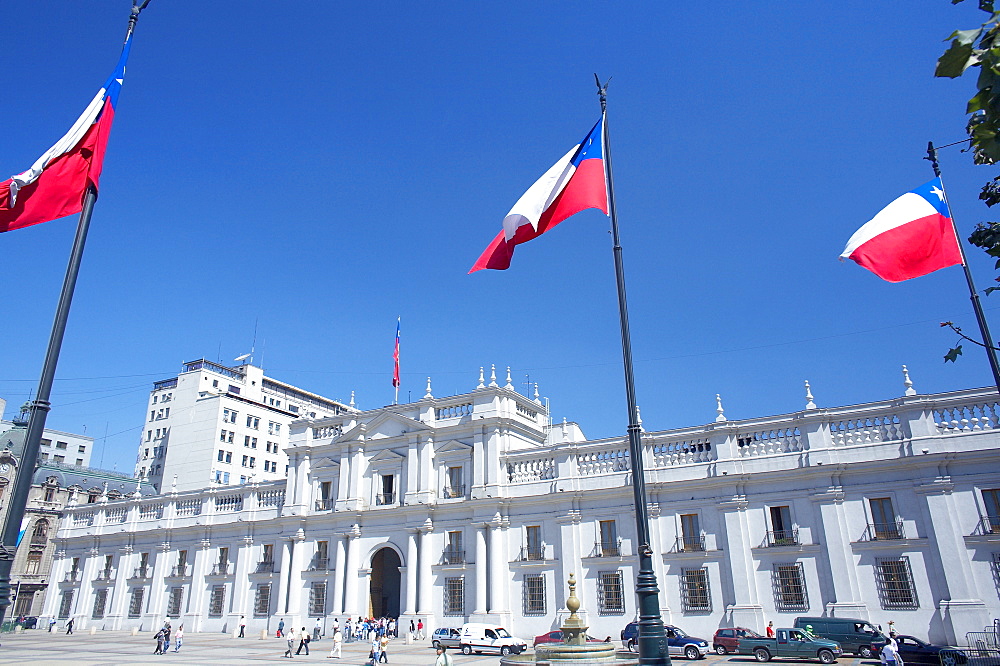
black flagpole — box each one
[596,75,670,666]
[0,1,152,634]
[926,141,1000,393]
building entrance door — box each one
[369,548,401,618]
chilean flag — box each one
[392,318,401,388]
[0,33,132,233]
[469,117,608,272]
[840,178,963,282]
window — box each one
[249,457,256,468]
[772,562,808,611]
[223,408,237,423]
[446,466,464,497]
[58,591,74,619]
[44,486,56,502]
[309,582,327,616]
[769,506,795,544]
[218,450,226,462]
[56,441,68,449]
[40,452,49,461]
[242,455,249,467]
[681,568,711,612]
[30,519,49,545]
[164,407,169,417]
[680,513,702,551]
[92,589,108,619]
[268,421,281,435]
[525,525,543,560]
[25,553,42,575]
[875,557,919,609]
[598,570,625,614]
[869,497,900,539]
[444,577,464,615]
[40,438,51,447]
[250,437,257,449]
[599,520,619,556]
[75,458,83,466]
[128,588,145,617]
[150,410,156,421]
[53,455,65,463]
[378,474,395,504]
[209,585,226,616]
[167,587,184,617]
[984,489,1000,533]
[247,415,260,429]
[78,445,87,453]
[220,430,229,442]
[254,584,271,616]
[225,452,232,463]
[523,574,546,615]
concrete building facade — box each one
[46,380,1000,645]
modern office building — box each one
[46,376,1000,645]
[135,360,353,493]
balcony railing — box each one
[95,568,115,581]
[976,515,1000,535]
[63,571,80,583]
[442,485,466,499]
[170,564,190,577]
[520,545,545,561]
[211,562,231,576]
[442,548,465,565]
[132,566,150,579]
[674,535,706,552]
[861,521,905,541]
[375,493,395,506]
[593,540,622,557]
[255,560,274,574]
[315,499,333,511]
[309,558,330,571]
[762,529,800,547]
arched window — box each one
[30,519,49,546]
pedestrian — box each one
[327,627,343,658]
[66,618,74,634]
[766,621,775,638]
[314,617,322,641]
[154,628,165,655]
[371,633,382,664]
[345,618,353,643]
[174,625,184,652]
[284,627,296,658]
[297,627,311,655]
[417,619,424,640]
[162,625,171,656]
[435,645,454,666]
[239,615,246,638]
[278,617,286,638]
[379,633,390,662]
[881,638,900,666]
[48,617,57,632]
[409,619,415,640]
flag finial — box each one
[594,73,611,113]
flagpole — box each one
[0,1,152,634]
[927,142,1000,393]
[596,75,670,666]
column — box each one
[145,541,171,628]
[231,536,254,627]
[276,539,294,615]
[285,534,306,623]
[415,436,434,504]
[332,537,347,615]
[40,548,67,621]
[343,531,361,616]
[107,545,134,628]
[647,503,672,623]
[473,525,487,615]
[811,487,867,617]
[417,529,434,616]
[918,481,990,642]
[403,531,418,615]
[488,520,510,623]
[471,427,486,499]
[76,545,102,629]
[719,496,765,630]
[187,539,212,632]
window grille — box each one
[128,588,145,617]
[167,587,184,617]
[523,574,546,615]
[209,585,226,617]
[444,577,465,616]
[598,570,626,614]
[772,562,808,611]
[92,589,108,619]
[254,584,271,617]
[309,582,327,616]
[874,557,919,609]
[58,591,74,619]
[681,567,712,612]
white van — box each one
[459,623,527,655]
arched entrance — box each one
[369,547,402,618]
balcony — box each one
[762,529,800,547]
[861,521,905,541]
[975,515,1000,535]
[375,493,395,506]
[95,568,115,581]
[441,548,465,565]
[592,540,622,557]
[674,535,705,553]
[520,545,545,561]
[442,485,466,499]
[170,564,190,577]
[210,562,231,576]
[314,499,333,511]
[308,558,330,572]
[255,560,275,574]
[63,571,80,583]
[131,566,151,579]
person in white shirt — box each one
[327,628,343,658]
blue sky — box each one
[2,1,999,472]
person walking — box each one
[284,627,296,658]
[314,617,322,641]
[239,616,246,638]
[327,627,343,658]
[881,638,901,666]
[435,645,454,666]
[48,618,56,632]
[766,622,775,638]
[162,625,171,656]
[417,619,424,640]
[409,620,415,641]
[379,633,390,663]
[297,627,311,655]
[174,625,184,652]
[278,618,286,638]
[154,628,166,655]
[344,618,353,643]
[65,618,74,635]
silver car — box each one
[432,627,462,649]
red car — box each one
[533,630,605,647]
[713,627,762,654]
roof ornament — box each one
[488,364,498,387]
[716,394,727,422]
[805,380,817,410]
[349,391,356,408]
[477,367,485,389]
[424,377,433,399]
[505,366,513,389]
[534,383,541,404]
[902,365,917,396]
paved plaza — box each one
[0,629,880,666]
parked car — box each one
[737,627,842,664]
[14,616,38,629]
[533,630,604,646]
[432,627,462,649]
[459,623,527,656]
[621,623,710,659]
[714,627,762,654]
[893,635,968,665]
[794,617,886,658]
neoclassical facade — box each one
[44,379,1000,644]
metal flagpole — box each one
[0,1,153,634]
[926,142,1000,393]
[596,75,670,666]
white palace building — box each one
[42,372,1000,645]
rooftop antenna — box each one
[522,373,531,397]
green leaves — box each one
[945,345,964,362]
[936,39,980,77]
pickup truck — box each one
[738,628,842,664]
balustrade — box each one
[435,402,473,420]
[936,400,1000,433]
[830,415,902,446]
[736,426,802,457]
[507,457,557,483]
[577,448,630,476]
